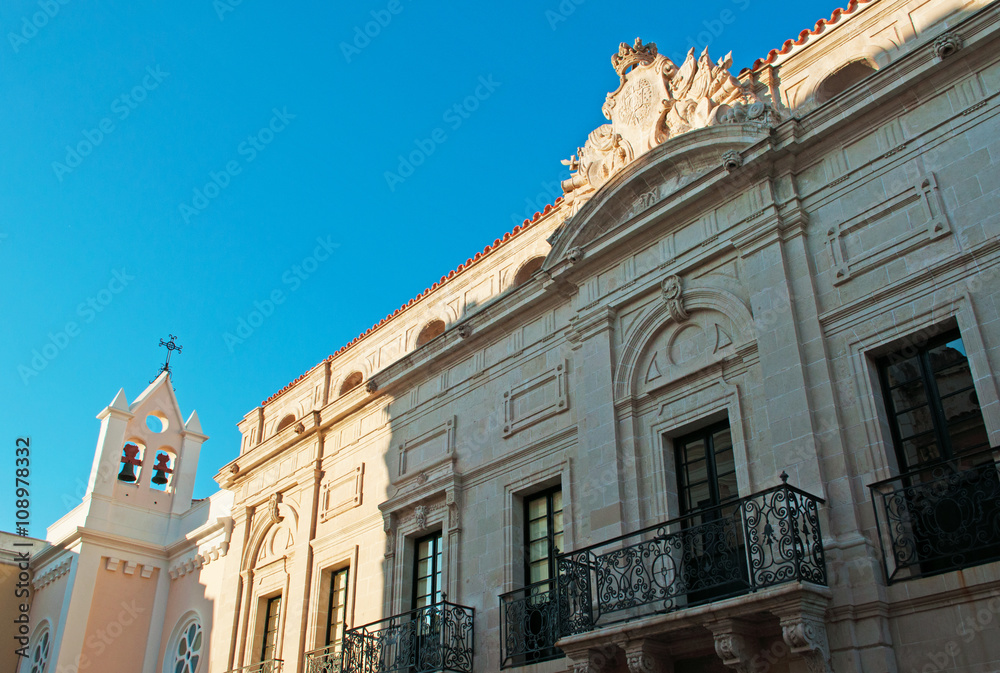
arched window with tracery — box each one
[23,625,50,673]
[170,617,203,673]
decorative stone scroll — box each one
[660,275,689,323]
[560,38,778,214]
[780,616,833,673]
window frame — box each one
[324,567,350,651]
[876,329,990,472]
[412,531,444,610]
[522,486,563,589]
[259,594,283,663]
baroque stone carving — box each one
[713,633,752,673]
[366,379,379,393]
[781,617,833,673]
[414,505,428,531]
[457,324,472,339]
[561,39,776,214]
[293,422,305,434]
[566,247,585,264]
[661,275,689,322]
[266,492,282,525]
[934,32,962,59]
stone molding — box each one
[31,557,72,591]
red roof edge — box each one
[261,197,565,406]
[740,0,876,73]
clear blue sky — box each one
[0,0,838,534]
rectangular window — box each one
[260,594,282,662]
[874,330,999,577]
[673,421,745,603]
[412,532,443,610]
[878,331,990,470]
[325,567,349,652]
[524,487,563,588]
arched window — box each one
[23,625,50,673]
[815,60,878,104]
[275,414,296,434]
[340,372,364,396]
[513,256,545,288]
[169,617,203,673]
[415,319,446,348]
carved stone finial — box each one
[722,150,743,172]
[267,493,283,525]
[934,33,962,60]
[366,379,379,393]
[414,505,428,531]
[661,275,689,322]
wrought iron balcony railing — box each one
[225,660,283,673]
[499,580,563,669]
[305,644,343,673]
[342,601,474,673]
[869,447,1000,584]
[499,478,826,664]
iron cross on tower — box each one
[152,334,183,383]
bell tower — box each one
[83,370,208,535]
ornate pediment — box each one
[561,39,777,215]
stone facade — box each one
[18,1,1000,672]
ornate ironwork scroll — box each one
[342,601,474,673]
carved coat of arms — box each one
[560,39,776,215]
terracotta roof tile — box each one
[261,197,564,406]
[742,0,875,72]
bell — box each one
[118,443,142,483]
[151,452,173,486]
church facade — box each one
[17,1,1000,672]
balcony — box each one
[869,447,1000,584]
[304,645,342,673]
[500,478,827,666]
[341,601,474,673]
[499,581,563,668]
[225,661,283,673]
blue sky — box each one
[0,0,839,533]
